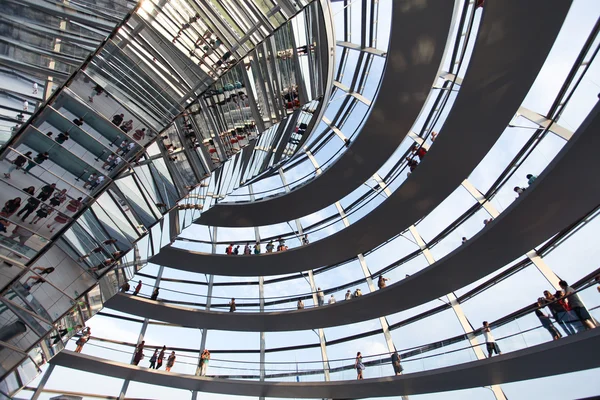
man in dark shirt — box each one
[391,351,403,375]
[24,152,49,173]
[37,184,56,201]
[17,196,41,221]
[112,113,124,126]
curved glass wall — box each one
[2,1,600,399]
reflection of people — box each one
[66,197,83,214]
[83,173,98,189]
[32,266,55,276]
[37,184,56,201]
[23,275,46,291]
[4,151,31,179]
[46,212,69,233]
[75,327,91,352]
[49,189,67,207]
[89,175,105,190]
[31,204,51,224]
[49,324,82,345]
[24,152,49,173]
[8,225,34,245]
[88,84,103,103]
[1,197,22,217]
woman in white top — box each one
[482,321,501,358]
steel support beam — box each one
[408,225,507,400]
[461,179,562,290]
[278,170,331,382]
[336,41,386,57]
[29,364,54,400]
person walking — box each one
[266,241,274,253]
[377,276,389,289]
[317,288,325,306]
[345,290,352,300]
[151,287,159,300]
[526,174,537,185]
[133,280,142,296]
[355,352,365,380]
[297,299,304,309]
[482,321,501,358]
[32,82,38,95]
[535,299,562,340]
[199,349,210,376]
[133,341,145,365]
[559,280,596,330]
[253,243,261,254]
[30,203,51,224]
[149,349,158,369]
[88,84,103,102]
[328,294,336,305]
[243,243,251,255]
[166,351,176,371]
[4,151,31,178]
[156,346,166,369]
[229,298,236,312]
[391,351,403,376]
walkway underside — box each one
[51,329,600,398]
[107,100,600,331]
[196,0,454,227]
[151,0,572,276]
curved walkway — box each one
[52,328,600,398]
[107,100,600,331]
[151,0,572,276]
[196,0,454,227]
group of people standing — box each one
[536,280,596,339]
[132,341,211,376]
[227,236,309,255]
[1,182,83,237]
[143,345,176,371]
